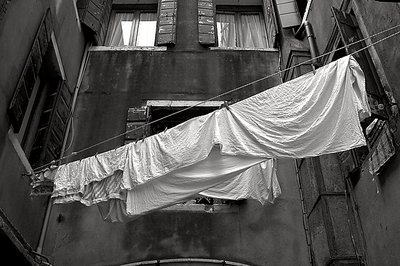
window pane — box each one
[121,21,133,45]
[108,13,139,46]
[238,14,268,48]
[136,13,157,46]
[216,14,236,47]
[107,12,157,46]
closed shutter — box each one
[198,0,216,46]
[125,107,150,145]
[76,0,112,45]
[263,0,279,47]
[332,7,387,119]
[275,0,301,28]
[8,9,53,132]
[156,0,177,45]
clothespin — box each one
[220,101,230,110]
[135,136,145,144]
[311,64,316,75]
[22,171,33,178]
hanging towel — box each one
[368,119,396,175]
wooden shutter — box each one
[198,0,216,46]
[76,0,112,45]
[263,0,279,48]
[332,7,387,118]
[125,107,150,145]
[8,9,53,132]
[156,0,177,46]
[275,0,301,28]
[29,81,72,168]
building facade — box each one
[0,0,400,265]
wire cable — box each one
[32,24,400,172]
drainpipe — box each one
[36,42,91,254]
[304,21,321,70]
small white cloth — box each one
[51,55,370,220]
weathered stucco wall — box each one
[350,2,400,265]
[42,49,309,265]
[0,0,85,250]
[305,1,400,265]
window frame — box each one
[8,29,68,173]
[105,5,158,47]
[215,5,269,49]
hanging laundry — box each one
[367,119,396,175]
[49,55,370,220]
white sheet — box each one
[51,55,370,220]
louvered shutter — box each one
[30,81,72,168]
[125,107,150,145]
[262,0,279,48]
[198,0,216,46]
[275,0,301,29]
[8,9,53,132]
[76,0,112,45]
[156,0,177,46]
[332,7,387,118]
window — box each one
[8,11,72,172]
[216,9,268,48]
[329,8,395,185]
[124,101,239,211]
[106,10,157,46]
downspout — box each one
[36,42,91,254]
[304,21,321,70]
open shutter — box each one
[332,7,392,180]
[76,0,112,45]
[198,0,216,46]
[8,9,53,132]
[156,0,177,46]
[275,0,301,29]
[29,81,72,168]
[332,7,387,118]
[262,0,279,48]
[125,107,150,145]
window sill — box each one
[89,46,167,52]
[209,47,278,52]
[159,203,239,213]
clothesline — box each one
[32,24,400,173]
[46,55,371,220]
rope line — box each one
[33,24,400,172]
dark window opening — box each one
[295,0,308,18]
[149,106,217,134]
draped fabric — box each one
[217,14,236,47]
[216,13,268,48]
[49,55,370,221]
[238,14,268,48]
[107,12,157,46]
[108,13,139,46]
